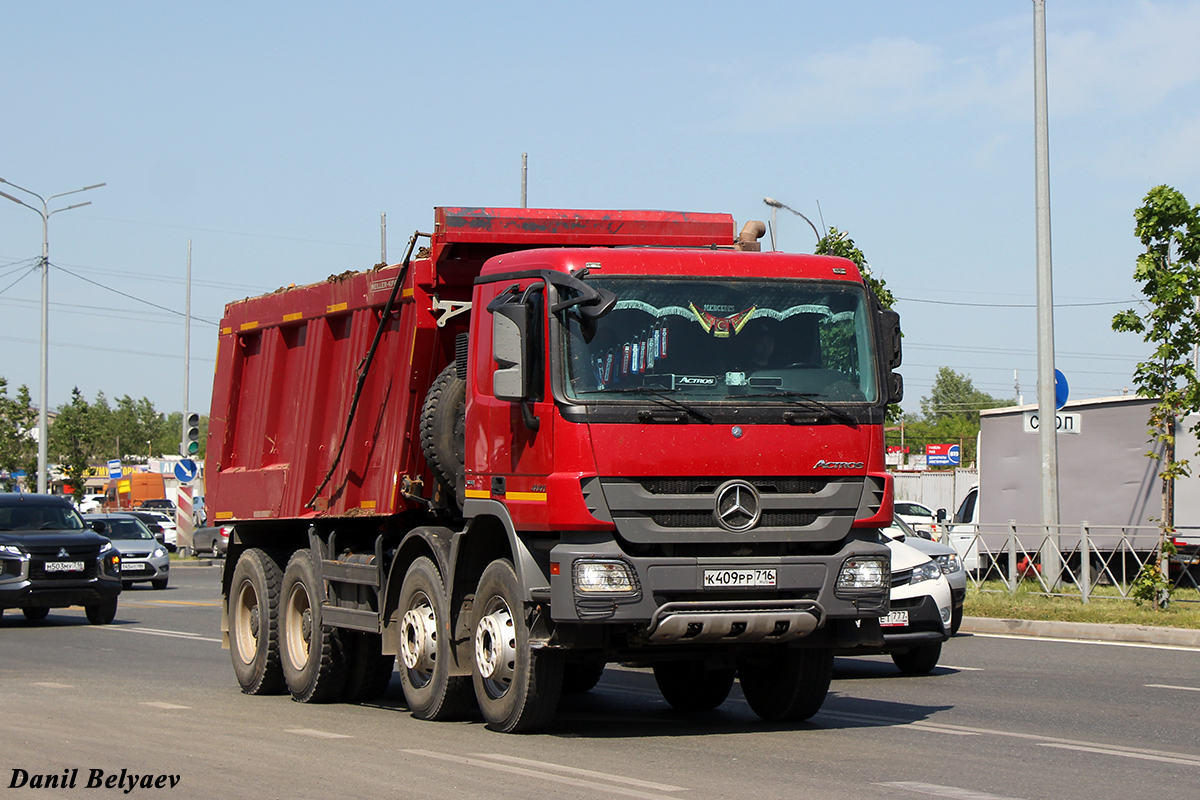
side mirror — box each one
[90,520,106,534]
[878,309,901,369]
[492,300,532,402]
[887,372,904,404]
[936,508,947,523]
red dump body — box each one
[206,207,733,523]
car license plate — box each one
[120,562,144,572]
[45,560,84,573]
[881,610,909,627]
[703,569,776,588]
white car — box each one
[841,536,953,674]
[894,500,937,534]
[884,516,967,635]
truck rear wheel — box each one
[737,647,833,722]
[229,548,286,694]
[562,659,607,694]
[419,364,466,505]
[279,550,346,703]
[653,660,735,711]
[397,556,474,720]
[341,631,396,702]
[472,559,564,733]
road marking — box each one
[879,781,1026,800]
[472,753,686,792]
[286,729,352,739]
[404,750,688,800]
[821,710,1200,766]
[938,664,984,671]
[1145,683,1200,693]
[147,600,222,607]
[970,632,1200,653]
[88,626,221,643]
[32,682,73,689]
[1038,742,1200,766]
[141,701,191,710]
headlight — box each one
[910,561,942,585]
[0,544,25,558]
[935,553,961,574]
[573,559,639,594]
[837,556,888,592]
[153,548,166,558]
[99,541,114,554]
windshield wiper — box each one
[738,391,858,426]
[579,386,713,423]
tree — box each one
[0,377,38,490]
[889,368,1012,467]
[1111,185,1200,600]
[49,388,100,503]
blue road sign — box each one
[1054,369,1069,410]
[174,459,198,483]
[107,459,122,480]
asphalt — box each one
[961,616,1200,648]
[171,559,1200,648]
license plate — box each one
[45,560,84,573]
[121,562,145,572]
[881,610,909,628]
[703,569,776,588]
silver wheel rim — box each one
[233,581,260,665]
[474,596,516,699]
[400,591,437,686]
[283,582,312,671]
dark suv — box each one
[0,493,122,624]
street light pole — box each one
[0,178,105,493]
[762,197,821,249]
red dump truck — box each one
[208,206,903,732]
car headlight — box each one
[99,541,114,554]
[0,544,25,558]
[573,559,639,594]
[910,561,943,585]
[837,556,888,592]
[935,553,962,574]
[153,548,166,559]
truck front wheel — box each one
[737,647,834,722]
[397,556,473,719]
[279,550,346,703]
[471,559,564,733]
[228,549,286,695]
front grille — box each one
[891,569,912,588]
[640,477,826,495]
[650,511,819,529]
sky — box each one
[3,1,1199,423]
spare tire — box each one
[420,364,467,505]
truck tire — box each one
[85,598,118,625]
[279,550,346,703]
[22,606,50,622]
[891,642,941,674]
[562,660,607,694]
[472,558,564,733]
[653,660,735,711]
[397,556,474,720]
[419,364,466,502]
[229,548,286,695]
[738,647,833,722]
[341,631,395,702]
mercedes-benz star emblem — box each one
[714,479,761,532]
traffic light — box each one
[181,412,200,457]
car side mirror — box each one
[90,520,106,534]
[936,508,947,523]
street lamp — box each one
[762,197,821,251]
[0,177,105,494]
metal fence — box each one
[936,522,1200,603]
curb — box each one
[960,616,1200,648]
[170,559,218,568]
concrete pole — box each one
[1034,0,1062,587]
[182,241,191,449]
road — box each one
[3,564,1199,800]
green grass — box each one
[966,581,1200,629]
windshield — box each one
[0,504,87,531]
[561,278,879,403]
[99,518,155,540]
